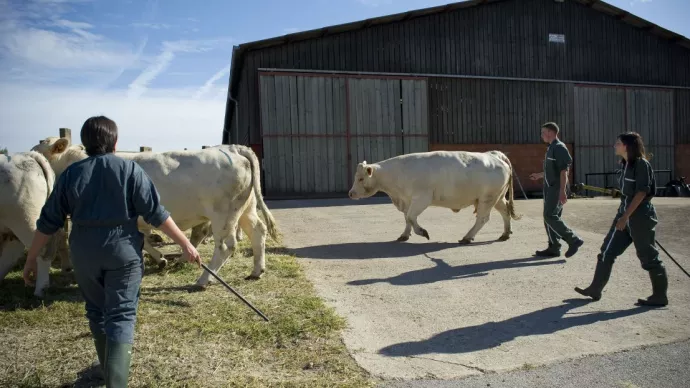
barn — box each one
[221,0,690,198]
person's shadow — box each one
[347,255,566,286]
[378,298,652,357]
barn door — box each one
[259,73,429,196]
[574,85,675,195]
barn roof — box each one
[223,0,690,137]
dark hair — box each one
[541,122,560,135]
[617,132,648,165]
[80,116,118,156]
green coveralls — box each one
[576,157,668,305]
[541,139,581,254]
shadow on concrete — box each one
[347,255,566,286]
[378,298,651,357]
[290,240,497,260]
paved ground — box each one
[267,197,690,383]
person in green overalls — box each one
[575,132,668,307]
[530,122,585,258]
[22,116,203,386]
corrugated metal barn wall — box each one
[231,0,690,145]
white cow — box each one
[1,151,63,297]
[31,137,280,287]
[348,150,522,243]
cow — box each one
[31,137,280,288]
[1,151,63,297]
[347,150,522,244]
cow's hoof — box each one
[498,234,510,242]
[396,235,410,242]
[421,229,430,240]
[458,238,473,245]
[150,234,164,243]
[157,259,168,270]
[245,274,262,281]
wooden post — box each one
[59,128,71,143]
[202,145,210,149]
[140,146,152,152]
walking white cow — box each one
[348,150,522,243]
[31,137,280,288]
[1,151,63,297]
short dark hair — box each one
[80,116,118,156]
[541,122,560,135]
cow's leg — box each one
[0,237,25,281]
[493,196,512,241]
[238,206,267,280]
[391,199,412,242]
[405,195,433,240]
[460,198,495,244]
[7,222,55,298]
[195,215,240,288]
[142,231,167,269]
[190,222,211,248]
[235,224,243,242]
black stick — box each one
[201,263,270,321]
[656,240,690,279]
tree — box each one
[0,147,7,155]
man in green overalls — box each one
[575,132,668,306]
[530,122,584,258]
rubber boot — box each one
[636,266,669,307]
[104,341,133,387]
[574,258,613,301]
[92,332,107,380]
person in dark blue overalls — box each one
[574,132,668,307]
[23,116,202,387]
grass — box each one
[0,234,374,388]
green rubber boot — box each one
[91,332,107,380]
[636,266,669,307]
[574,258,614,301]
[104,341,133,387]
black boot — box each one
[104,340,133,387]
[575,258,613,301]
[535,246,561,257]
[636,266,668,307]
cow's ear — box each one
[366,166,373,177]
[52,138,70,154]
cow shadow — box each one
[347,255,567,286]
[0,272,83,311]
[290,240,497,260]
[378,298,651,357]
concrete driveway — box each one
[267,197,690,381]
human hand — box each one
[615,216,628,231]
[559,190,568,205]
[182,243,202,268]
[23,255,37,287]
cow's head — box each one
[31,137,86,176]
[348,161,379,200]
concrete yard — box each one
[267,197,690,383]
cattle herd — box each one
[1,136,520,299]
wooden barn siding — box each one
[230,0,690,145]
[427,77,574,144]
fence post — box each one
[202,145,210,149]
[59,128,71,143]
[140,146,152,152]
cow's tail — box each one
[28,151,56,200]
[234,146,281,243]
[496,151,522,221]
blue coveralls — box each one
[36,153,170,344]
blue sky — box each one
[0,0,687,153]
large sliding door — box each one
[259,72,429,196]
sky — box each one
[0,0,688,153]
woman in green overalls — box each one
[574,132,668,307]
